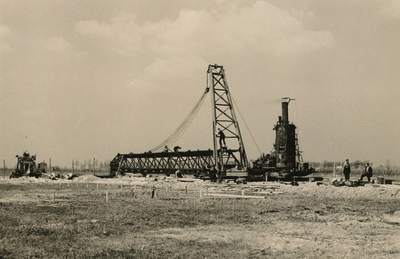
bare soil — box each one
[0,175,399,258]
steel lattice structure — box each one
[110,150,213,177]
[208,64,248,176]
[109,64,248,177]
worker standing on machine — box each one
[217,128,226,148]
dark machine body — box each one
[10,151,47,178]
[250,100,313,180]
[275,101,297,170]
[110,65,313,180]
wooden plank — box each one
[203,193,266,199]
[380,185,400,189]
[177,178,196,182]
[257,191,283,194]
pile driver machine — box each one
[110,64,313,180]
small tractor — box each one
[10,151,47,178]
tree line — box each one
[68,159,111,172]
[310,160,400,175]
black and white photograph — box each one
[1,1,400,258]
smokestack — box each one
[282,101,289,123]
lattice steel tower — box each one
[208,64,248,177]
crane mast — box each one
[208,64,248,178]
[110,64,249,178]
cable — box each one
[150,88,209,152]
[232,97,262,155]
[293,100,304,163]
[293,100,301,149]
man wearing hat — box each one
[360,163,373,183]
[343,159,351,181]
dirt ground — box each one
[1,175,400,258]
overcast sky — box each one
[1,0,399,168]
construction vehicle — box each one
[110,64,313,181]
[9,151,46,178]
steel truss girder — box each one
[109,149,243,177]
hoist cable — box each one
[232,97,262,155]
[150,88,209,152]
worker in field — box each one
[217,128,226,148]
[209,166,217,182]
[343,159,351,181]
[360,163,373,183]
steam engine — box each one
[251,99,312,179]
[274,100,298,171]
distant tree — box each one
[99,161,105,171]
[82,160,87,170]
[74,160,80,169]
[385,160,392,175]
[393,165,400,175]
[93,158,98,170]
[309,162,320,170]
[352,160,364,170]
[321,161,328,173]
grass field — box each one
[1,178,400,258]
